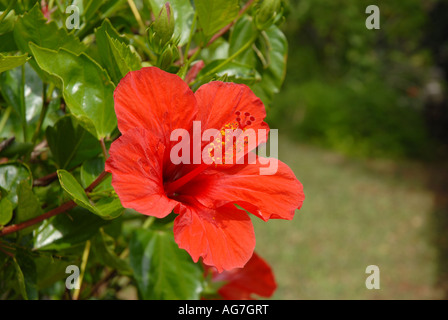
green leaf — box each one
[46,115,102,170]
[129,228,203,300]
[14,250,38,300]
[251,25,288,105]
[57,170,123,220]
[93,228,132,275]
[147,0,195,45]
[80,158,106,189]
[0,64,43,142]
[0,53,30,73]
[0,162,32,207]
[16,180,43,234]
[94,19,131,85]
[228,15,257,66]
[195,0,239,37]
[34,207,109,250]
[107,33,142,81]
[13,3,86,78]
[29,43,117,139]
[198,60,261,85]
[0,197,13,226]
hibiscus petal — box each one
[204,252,277,300]
[177,156,304,221]
[195,82,270,145]
[114,67,197,138]
[105,127,178,218]
[173,199,255,272]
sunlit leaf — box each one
[57,170,123,220]
[29,43,117,139]
[195,0,239,38]
[0,53,30,73]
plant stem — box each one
[100,138,109,160]
[190,35,257,86]
[183,13,198,61]
[127,0,146,33]
[142,216,155,229]
[0,200,77,237]
[73,240,91,300]
[31,83,53,146]
[85,171,110,193]
[19,64,27,142]
[187,0,256,59]
[0,171,110,237]
[0,106,12,133]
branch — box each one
[187,0,256,59]
[0,171,111,237]
[0,200,77,237]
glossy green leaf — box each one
[0,64,43,142]
[129,228,203,300]
[147,0,195,45]
[46,115,102,170]
[195,0,239,37]
[13,3,86,79]
[0,162,32,207]
[34,207,109,250]
[29,43,117,139]
[251,25,288,105]
[57,170,123,220]
[16,181,43,234]
[93,228,132,275]
[0,197,13,226]
[0,53,30,73]
[57,169,94,210]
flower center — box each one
[164,111,256,197]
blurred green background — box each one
[254,0,448,299]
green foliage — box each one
[0,0,288,300]
[271,0,437,159]
[0,53,29,73]
[129,228,204,300]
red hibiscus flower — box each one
[204,252,277,300]
[105,67,304,272]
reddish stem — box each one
[187,0,256,59]
[0,200,77,237]
[0,171,111,237]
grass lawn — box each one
[252,136,444,299]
